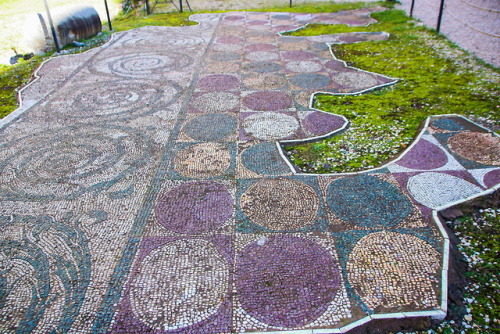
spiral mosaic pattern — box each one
[130,239,229,330]
[54,80,179,120]
[90,53,194,77]
[0,125,152,200]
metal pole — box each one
[104,0,113,30]
[145,0,151,15]
[436,0,445,33]
[42,0,60,53]
[179,0,183,13]
[290,0,292,7]
[410,0,416,17]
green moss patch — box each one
[284,9,499,173]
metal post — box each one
[290,0,292,7]
[179,0,183,13]
[104,0,113,30]
[42,0,60,53]
[410,0,416,17]
[436,0,445,33]
[145,0,151,15]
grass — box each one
[424,206,500,334]
[283,9,499,173]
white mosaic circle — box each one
[332,71,378,89]
[130,239,229,330]
[285,61,323,73]
[407,172,482,209]
[192,92,239,113]
[242,112,299,140]
[245,51,279,61]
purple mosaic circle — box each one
[397,139,448,170]
[224,15,244,21]
[324,60,346,71]
[155,181,233,234]
[243,91,292,111]
[236,235,340,328]
[303,111,345,136]
[484,169,500,188]
[198,75,239,91]
[282,50,316,61]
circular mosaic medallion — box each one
[0,125,151,201]
[91,53,193,77]
[198,74,239,91]
[285,61,323,73]
[130,239,229,330]
[397,139,448,170]
[61,80,178,120]
[174,143,231,178]
[192,92,239,113]
[407,172,482,209]
[332,71,378,90]
[242,91,292,111]
[184,113,237,141]
[121,33,205,49]
[245,51,279,62]
[155,181,233,234]
[211,52,240,62]
[290,73,331,89]
[204,62,240,73]
[236,234,340,327]
[243,73,286,90]
[246,43,276,52]
[302,111,345,136]
[243,61,282,73]
[241,142,290,176]
[282,50,316,61]
[216,36,243,44]
[240,178,318,230]
[348,231,440,310]
[242,112,299,140]
[326,175,413,228]
[448,132,500,166]
[484,169,500,188]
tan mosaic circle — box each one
[448,132,500,165]
[347,231,440,310]
[174,143,231,178]
[130,239,229,330]
[240,178,319,230]
[243,73,286,90]
[204,62,240,73]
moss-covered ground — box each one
[283,8,499,173]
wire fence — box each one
[408,0,499,36]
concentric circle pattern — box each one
[57,80,179,120]
[240,178,319,230]
[130,239,229,330]
[155,181,233,234]
[0,125,151,200]
[90,53,194,77]
[236,235,341,328]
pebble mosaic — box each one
[0,7,498,334]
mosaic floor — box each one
[1,7,499,334]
